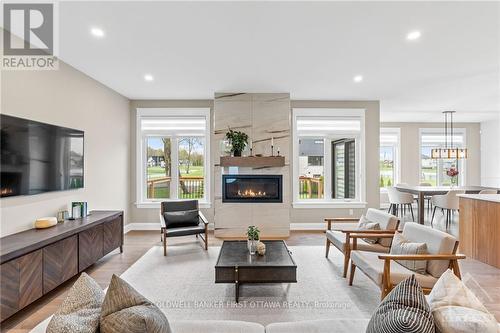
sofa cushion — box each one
[326,230,390,253]
[172,320,265,333]
[265,319,370,333]
[100,275,171,333]
[401,223,456,278]
[366,275,435,333]
[46,273,104,333]
[357,215,381,244]
[350,250,437,288]
[365,208,399,247]
[427,269,497,333]
[163,210,199,228]
[390,232,428,274]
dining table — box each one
[394,185,500,224]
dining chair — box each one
[387,187,415,221]
[419,182,433,213]
[430,190,466,229]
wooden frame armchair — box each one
[325,208,400,278]
[349,222,465,300]
[160,200,208,256]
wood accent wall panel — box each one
[43,235,78,294]
[103,217,122,256]
[0,250,43,321]
[78,225,104,272]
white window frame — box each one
[418,128,467,186]
[135,108,211,208]
[292,108,367,208]
[379,128,401,191]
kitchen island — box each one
[459,194,500,268]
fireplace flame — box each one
[237,189,267,197]
[1,188,14,196]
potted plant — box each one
[246,225,260,255]
[225,129,248,157]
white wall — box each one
[480,116,500,187]
[0,61,130,236]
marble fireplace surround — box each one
[213,93,291,237]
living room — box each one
[1,1,499,332]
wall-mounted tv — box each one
[0,114,84,198]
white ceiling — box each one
[56,1,500,122]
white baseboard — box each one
[124,223,158,234]
[290,223,326,231]
[124,222,215,234]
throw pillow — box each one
[366,275,435,333]
[163,209,199,228]
[432,306,497,333]
[47,272,104,333]
[390,232,428,274]
[100,274,171,333]
[357,215,380,244]
[427,269,497,333]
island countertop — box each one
[458,194,500,203]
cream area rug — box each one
[119,243,380,325]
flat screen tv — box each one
[0,114,84,198]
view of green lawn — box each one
[147,165,204,179]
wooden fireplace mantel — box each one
[219,156,285,168]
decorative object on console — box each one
[427,269,498,333]
[366,275,435,333]
[256,241,266,256]
[46,273,104,333]
[225,129,248,157]
[71,202,88,219]
[34,217,58,229]
[56,210,69,223]
[100,275,172,333]
[246,226,260,255]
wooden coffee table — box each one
[215,240,297,302]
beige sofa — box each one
[30,316,371,333]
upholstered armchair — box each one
[349,222,465,300]
[160,200,208,256]
[325,208,400,278]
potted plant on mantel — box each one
[246,225,260,255]
[225,129,248,157]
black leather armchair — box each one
[160,200,208,256]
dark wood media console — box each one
[0,210,123,321]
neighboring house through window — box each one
[292,108,366,208]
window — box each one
[379,128,400,189]
[293,109,366,207]
[419,129,466,186]
[137,108,210,207]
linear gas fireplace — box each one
[222,175,283,203]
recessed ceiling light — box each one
[144,74,154,82]
[406,30,421,41]
[90,27,105,38]
[353,75,363,83]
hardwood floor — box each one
[2,212,499,332]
